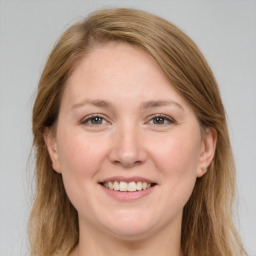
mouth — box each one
[98,177,157,201]
[99,181,156,192]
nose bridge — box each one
[109,119,146,167]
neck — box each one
[70,216,183,256]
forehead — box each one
[67,42,166,86]
[61,42,190,110]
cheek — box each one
[152,132,201,173]
[56,130,109,211]
[149,130,201,203]
[57,131,106,176]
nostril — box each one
[108,139,148,167]
[112,159,143,168]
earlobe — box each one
[43,128,61,173]
[197,127,217,178]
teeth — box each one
[120,181,128,191]
[142,182,147,190]
[108,181,114,190]
[137,181,143,191]
[128,181,136,192]
[113,181,120,191]
[102,181,153,191]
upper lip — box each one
[98,176,156,184]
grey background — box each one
[0,1,255,255]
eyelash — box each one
[80,114,176,127]
[80,114,108,126]
[148,114,176,125]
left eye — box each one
[149,115,174,125]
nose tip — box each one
[108,128,147,168]
[111,152,145,168]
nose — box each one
[108,123,147,168]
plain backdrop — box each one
[0,1,256,255]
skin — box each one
[44,42,216,256]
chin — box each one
[101,214,158,241]
[108,226,154,241]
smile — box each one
[102,181,154,192]
[99,177,157,201]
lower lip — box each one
[100,185,156,201]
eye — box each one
[149,115,175,125]
[81,115,108,126]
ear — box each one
[43,128,61,173]
[197,127,217,178]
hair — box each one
[30,8,247,256]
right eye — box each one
[81,115,108,126]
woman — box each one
[29,8,247,256]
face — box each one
[45,42,215,241]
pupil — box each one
[154,117,164,124]
[92,117,102,124]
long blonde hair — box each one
[30,8,247,256]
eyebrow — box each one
[71,99,184,111]
[141,100,184,110]
[72,99,114,110]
